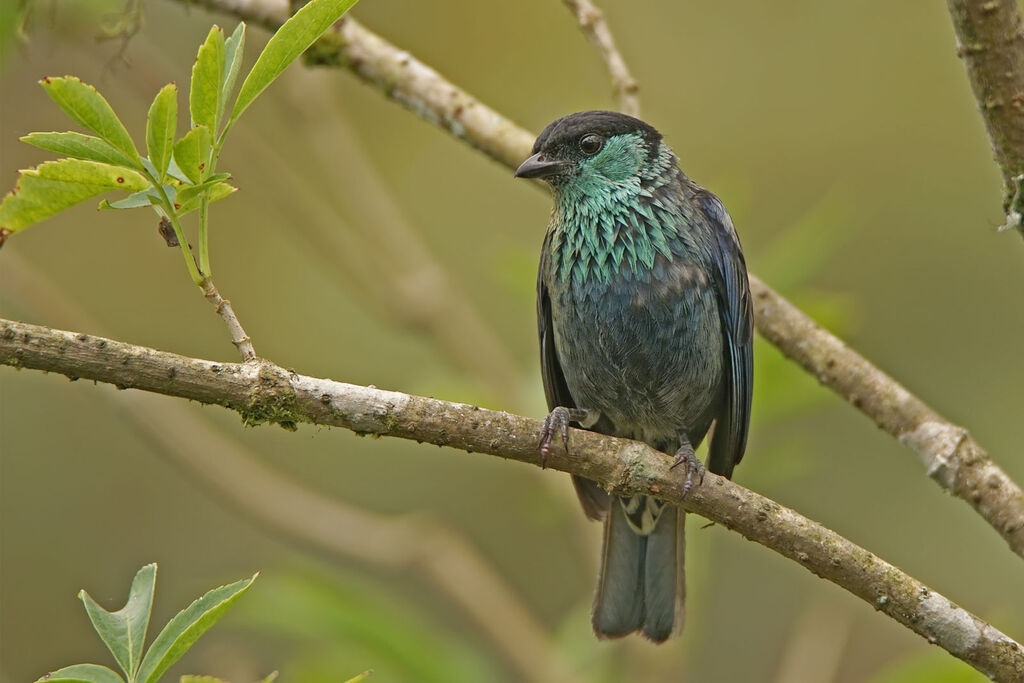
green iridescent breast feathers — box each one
[548,133,688,285]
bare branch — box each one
[166,0,1024,557]
[946,0,1024,238]
[2,318,1022,680]
[561,0,641,116]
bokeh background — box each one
[1,1,1022,681]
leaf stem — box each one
[151,181,203,286]
[146,155,251,359]
[198,195,211,276]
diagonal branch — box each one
[1,317,1021,680]
[169,0,1024,558]
[946,0,1024,237]
[561,0,641,116]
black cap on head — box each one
[532,110,662,154]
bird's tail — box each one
[592,499,686,642]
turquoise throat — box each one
[550,136,683,285]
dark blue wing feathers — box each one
[698,192,753,478]
[538,232,576,412]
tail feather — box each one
[642,508,686,641]
[592,498,686,641]
[592,502,644,637]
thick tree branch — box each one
[1,318,1022,680]
[167,0,1024,558]
[946,0,1024,236]
[561,0,641,117]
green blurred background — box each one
[1,1,1022,681]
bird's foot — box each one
[539,407,590,467]
[670,441,705,497]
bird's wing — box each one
[538,231,610,520]
[698,191,754,478]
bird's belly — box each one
[552,278,723,446]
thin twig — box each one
[561,0,640,117]
[946,0,1024,239]
[168,0,1024,558]
[149,178,255,361]
[201,277,257,361]
[2,255,580,683]
[1,319,1021,681]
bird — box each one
[515,111,753,642]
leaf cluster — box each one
[0,0,361,288]
[37,564,257,683]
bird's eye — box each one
[579,134,604,156]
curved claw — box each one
[538,406,573,468]
[670,442,706,497]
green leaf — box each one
[174,179,237,214]
[146,84,178,183]
[172,126,212,184]
[179,677,227,683]
[0,159,149,234]
[202,172,232,184]
[135,573,258,683]
[40,77,140,166]
[191,26,225,134]
[98,187,162,211]
[221,23,247,117]
[230,0,360,124]
[343,671,373,683]
[79,564,157,680]
[21,132,137,168]
[177,183,237,217]
[35,664,125,683]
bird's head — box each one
[515,111,664,193]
